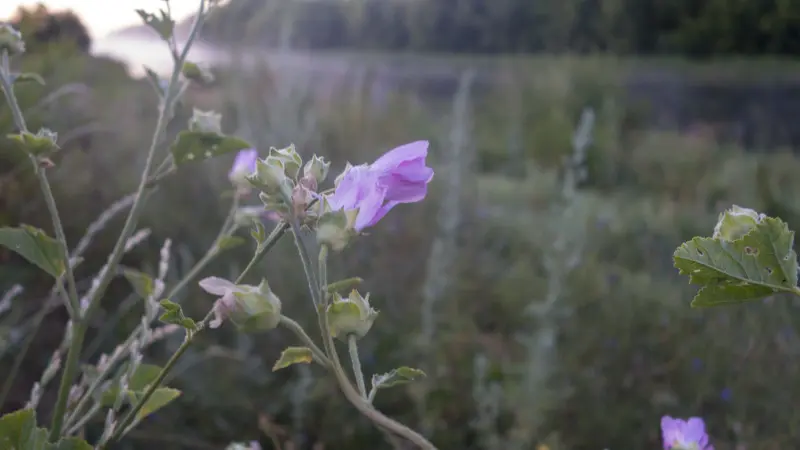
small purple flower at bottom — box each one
[661,416,714,450]
[326,140,434,231]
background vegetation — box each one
[3,1,800,449]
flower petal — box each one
[370,140,429,173]
[199,276,237,295]
[684,417,708,445]
[353,183,387,231]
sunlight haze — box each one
[1,0,199,38]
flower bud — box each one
[182,61,215,85]
[713,205,765,241]
[304,155,331,185]
[0,24,25,55]
[316,203,359,251]
[326,290,378,340]
[268,145,302,180]
[248,156,290,195]
[200,277,281,332]
[188,109,223,134]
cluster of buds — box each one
[243,145,330,222]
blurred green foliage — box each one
[199,0,800,56]
[4,4,800,450]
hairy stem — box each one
[348,335,368,398]
[279,316,330,368]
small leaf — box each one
[325,277,364,294]
[216,236,245,251]
[49,437,94,450]
[12,72,45,85]
[371,367,426,391]
[143,66,165,96]
[674,217,799,307]
[122,268,155,299]
[0,225,65,278]
[100,364,163,407]
[250,221,266,245]
[272,346,313,371]
[158,299,197,331]
[135,8,175,41]
[169,130,252,166]
[127,387,181,420]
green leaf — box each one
[168,131,252,166]
[134,9,175,42]
[0,225,66,278]
[158,300,197,331]
[12,72,45,86]
[122,268,156,299]
[100,364,164,407]
[272,346,314,371]
[216,236,246,251]
[127,388,181,421]
[143,66,164,96]
[0,408,91,450]
[371,367,426,391]
[674,217,799,307]
[325,277,364,294]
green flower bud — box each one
[0,24,25,55]
[248,156,291,196]
[303,155,331,185]
[200,277,281,332]
[326,290,378,340]
[713,205,765,241]
[181,61,215,85]
[316,202,359,251]
[188,109,223,134]
[268,145,302,180]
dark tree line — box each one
[200,0,800,56]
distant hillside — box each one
[107,18,195,41]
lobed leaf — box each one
[169,131,252,166]
[0,225,65,278]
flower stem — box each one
[278,316,330,368]
[44,1,208,439]
[287,228,437,450]
[348,334,368,398]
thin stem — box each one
[278,316,329,368]
[348,335,368,398]
[47,1,208,438]
[287,228,437,449]
[235,222,289,284]
[105,331,195,446]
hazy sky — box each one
[1,1,199,39]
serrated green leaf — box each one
[169,131,252,166]
[0,408,91,450]
[216,236,245,251]
[135,9,175,42]
[272,347,313,371]
[0,225,65,278]
[127,388,181,420]
[371,367,426,390]
[674,217,799,307]
[158,299,197,331]
[100,364,163,407]
[122,268,155,299]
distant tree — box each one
[9,3,92,55]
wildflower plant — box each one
[0,1,437,449]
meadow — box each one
[3,32,800,449]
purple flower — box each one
[229,149,259,186]
[661,416,713,450]
[327,140,434,231]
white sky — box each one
[1,1,199,39]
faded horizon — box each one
[1,0,198,39]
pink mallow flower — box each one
[661,416,714,450]
[326,140,434,231]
